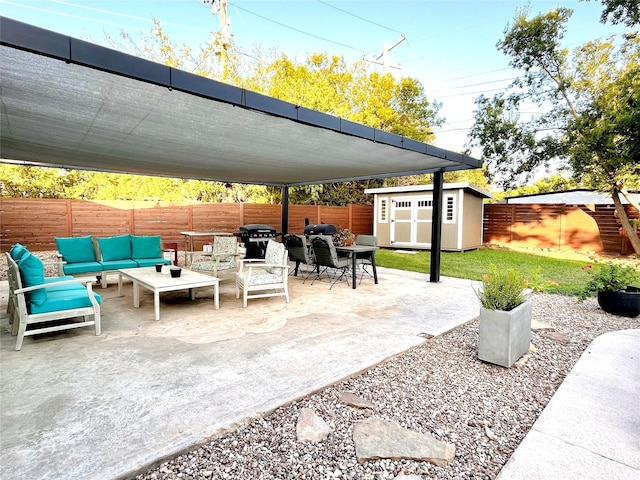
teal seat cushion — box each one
[131,235,161,259]
[97,234,132,261]
[10,243,29,261]
[18,252,47,306]
[62,261,104,275]
[55,236,96,263]
[134,258,171,268]
[100,259,138,270]
[30,289,102,315]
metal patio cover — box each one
[0,17,481,187]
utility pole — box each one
[364,34,406,73]
[207,0,231,81]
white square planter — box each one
[478,299,532,368]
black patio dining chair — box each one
[309,235,350,289]
[283,234,315,279]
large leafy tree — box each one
[585,0,640,26]
[0,165,271,203]
[468,7,640,254]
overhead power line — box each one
[316,0,403,35]
[436,87,510,99]
[49,0,210,33]
[437,68,514,83]
[428,77,515,94]
[229,1,368,54]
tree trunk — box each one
[612,187,640,255]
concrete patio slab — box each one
[0,267,480,480]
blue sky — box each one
[0,0,629,157]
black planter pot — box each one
[597,286,640,317]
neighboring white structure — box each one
[504,189,640,205]
[364,183,492,251]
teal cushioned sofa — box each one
[56,234,171,288]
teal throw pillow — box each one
[55,236,96,263]
[10,243,28,262]
[18,252,47,306]
[97,234,132,261]
[131,235,161,259]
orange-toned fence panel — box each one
[192,203,242,234]
[131,201,191,245]
[288,205,320,233]
[242,204,281,229]
[71,200,134,238]
[484,203,638,254]
[349,204,375,235]
[1,198,70,251]
[285,204,373,236]
[318,206,350,231]
[0,199,373,252]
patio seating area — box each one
[0,266,481,479]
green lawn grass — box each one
[375,247,619,296]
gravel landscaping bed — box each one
[135,293,640,480]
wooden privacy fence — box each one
[483,203,639,254]
[0,199,373,252]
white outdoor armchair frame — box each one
[235,240,290,307]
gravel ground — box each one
[132,293,639,480]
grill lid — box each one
[239,224,276,233]
[304,224,337,236]
[236,224,281,239]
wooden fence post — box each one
[65,199,72,236]
[559,204,566,250]
[509,205,515,247]
[129,201,135,234]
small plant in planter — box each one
[475,265,531,368]
[476,266,527,311]
[578,262,640,317]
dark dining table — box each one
[334,245,379,289]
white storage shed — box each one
[364,183,491,251]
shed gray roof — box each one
[0,17,481,187]
[365,182,492,198]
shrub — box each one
[578,262,639,302]
[476,264,526,311]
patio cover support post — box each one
[281,186,289,236]
[430,170,443,283]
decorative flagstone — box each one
[542,331,571,344]
[296,408,332,443]
[338,391,374,409]
[531,319,555,331]
[353,417,455,467]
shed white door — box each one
[390,196,432,246]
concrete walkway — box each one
[0,267,480,480]
[497,329,640,480]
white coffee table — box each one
[117,267,219,321]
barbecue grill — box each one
[303,223,337,236]
[234,224,281,258]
